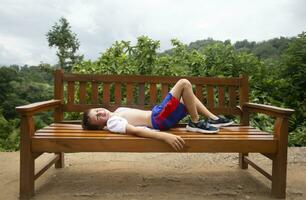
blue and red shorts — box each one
[151,93,187,130]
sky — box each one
[0,0,305,66]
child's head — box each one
[82,108,111,130]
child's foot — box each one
[186,119,219,134]
[208,116,234,128]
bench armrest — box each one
[242,102,294,118]
[16,99,61,115]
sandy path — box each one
[1,148,305,200]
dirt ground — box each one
[1,148,305,200]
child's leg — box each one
[194,95,219,120]
[179,91,218,120]
[170,79,199,122]
[171,79,219,121]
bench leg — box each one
[19,116,35,200]
[55,152,65,168]
[20,147,35,199]
[271,152,287,198]
[271,117,288,198]
[239,153,248,169]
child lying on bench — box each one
[82,79,233,150]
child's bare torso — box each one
[113,107,153,128]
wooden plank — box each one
[261,153,274,160]
[63,73,242,85]
[42,125,262,132]
[91,82,99,104]
[34,155,59,180]
[115,83,121,105]
[16,100,61,115]
[54,69,64,122]
[31,137,277,153]
[162,84,169,99]
[20,115,35,199]
[61,102,243,115]
[79,82,86,104]
[218,86,225,108]
[195,85,203,102]
[39,124,259,130]
[272,117,289,198]
[48,123,257,130]
[207,85,214,108]
[36,131,270,137]
[55,152,64,168]
[67,81,75,104]
[54,69,64,100]
[239,74,249,126]
[35,131,274,138]
[126,83,133,105]
[50,123,83,127]
[33,152,43,159]
[42,129,262,134]
[62,104,151,112]
[243,103,294,117]
[244,156,272,180]
[150,83,157,105]
[138,84,145,105]
[103,83,110,106]
[38,127,265,133]
[239,74,249,106]
[35,134,273,140]
[229,86,237,107]
[208,107,242,115]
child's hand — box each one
[163,133,185,151]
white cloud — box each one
[0,0,305,66]
[0,34,56,66]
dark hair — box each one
[82,109,102,130]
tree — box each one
[133,36,160,75]
[46,17,83,71]
[280,32,306,127]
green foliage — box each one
[249,113,274,133]
[133,36,160,75]
[280,32,306,127]
[0,65,54,151]
[46,17,83,71]
[289,123,306,147]
[74,36,161,75]
[0,111,19,151]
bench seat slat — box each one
[48,123,257,129]
[36,130,271,136]
[37,126,267,133]
[40,127,263,133]
[34,132,274,138]
[31,137,277,153]
[43,124,264,133]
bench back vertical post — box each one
[53,69,65,168]
[239,74,249,126]
[54,69,64,122]
[238,74,250,169]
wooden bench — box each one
[16,69,294,199]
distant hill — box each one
[163,36,293,60]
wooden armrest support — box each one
[242,102,294,118]
[16,99,61,115]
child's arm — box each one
[125,124,185,151]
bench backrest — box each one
[54,69,249,118]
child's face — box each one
[88,108,110,128]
